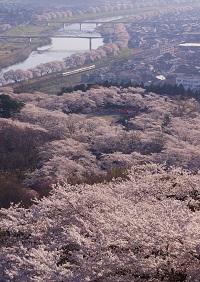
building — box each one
[159,44,176,55]
[176,74,200,90]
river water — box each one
[1,16,122,73]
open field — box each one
[0,24,54,69]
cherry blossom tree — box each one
[1,85,200,197]
[0,164,200,281]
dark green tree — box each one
[0,94,24,118]
[161,113,171,134]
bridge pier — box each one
[89,38,92,51]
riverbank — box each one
[0,39,51,70]
[0,4,161,70]
[0,24,54,70]
[10,48,138,94]
[0,46,32,69]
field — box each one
[0,24,54,69]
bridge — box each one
[39,20,134,31]
[37,19,168,31]
[0,34,102,50]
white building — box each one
[159,44,176,55]
[176,74,200,90]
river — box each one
[1,16,122,73]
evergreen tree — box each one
[0,94,24,118]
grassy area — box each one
[13,72,83,94]
[5,23,59,37]
[0,45,32,69]
[0,23,54,69]
[87,113,121,123]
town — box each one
[85,6,200,91]
[1,0,200,93]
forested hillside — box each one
[1,86,200,203]
[0,85,200,281]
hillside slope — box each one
[0,85,200,281]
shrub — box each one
[0,172,38,208]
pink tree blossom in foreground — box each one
[0,164,200,281]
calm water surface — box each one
[1,16,123,73]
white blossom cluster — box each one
[0,164,200,281]
[1,86,199,191]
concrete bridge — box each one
[40,20,133,31]
[0,34,102,50]
[38,19,187,31]
[40,20,160,33]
